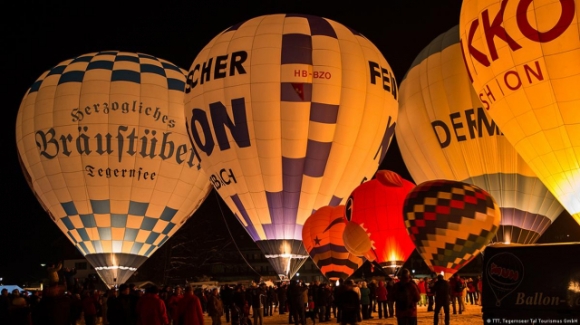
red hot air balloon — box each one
[302,205,364,281]
[403,179,501,278]
[343,170,416,268]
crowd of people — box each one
[0,266,482,325]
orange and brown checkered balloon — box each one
[403,179,501,278]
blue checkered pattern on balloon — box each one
[28,51,186,94]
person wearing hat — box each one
[432,275,450,325]
[391,268,420,325]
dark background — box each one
[2,0,579,285]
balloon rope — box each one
[214,190,262,277]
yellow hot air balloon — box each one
[397,26,563,244]
[459,0,580,225]
[15,51,212,287]
[184,14,398,280]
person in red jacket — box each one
[177,285,205,325]
[136,285,169,325]
[169,287,184,325]
[477,277,483,305]
[375,281,388,319]
[448,274,465,315]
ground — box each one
[81,301,484,325]
[201,303,484,325]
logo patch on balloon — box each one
[486,252,524,306]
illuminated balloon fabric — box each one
[459,1,580,226]
[403,180,501,277]
[396,26,563,244]
[342,219,373,258]
[184,14,399,279]
[15,51,212,287]
[343,170,416,267]
[302,205,364,280]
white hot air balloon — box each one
[16,51,212,287]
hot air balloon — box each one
[15,51,212,287]
[302,205,364,281]
[342,170,416,269]
[396,25,563,244]
[459,0,580,226]
[403,179,501,278]
[183,14,399,280]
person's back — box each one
[288,282,305,325]
[432,275,450,325]
[208,288,224,325]
[359,282,371,320]
[8,293,31,325]
[250,286,261,309]
[433,279,450,305]
[449,275,465,314]
[107,292,121,325]
[0,289,10,324]
[178,286,205,325]
[109,285,134,325]
[136,286,169,325]
[360,286,370,305]
[82,291,98,325]
[338,280,360,325]
[386,279,395,302]
[368,281,377,299]
[392,269,420,325]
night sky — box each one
[3,0,580,284]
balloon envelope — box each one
[342,220,373,257]
[343,170,416,267]
[397,26,563,244]
[459,0,580,226]
[184,14,399,279]
[15,51,212,287]
[302,205,364,281]
[403,179,501,278]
